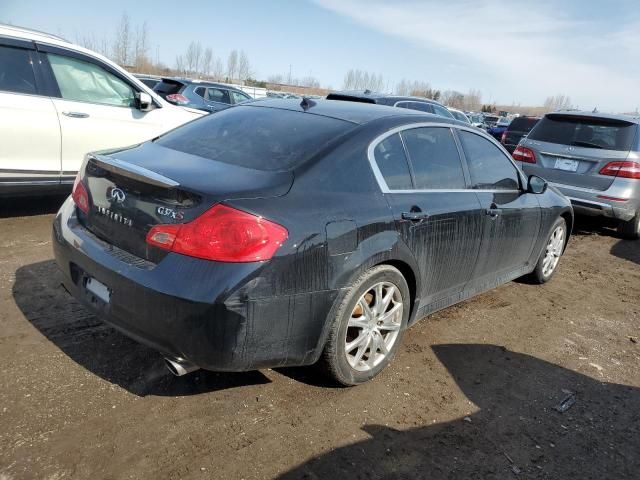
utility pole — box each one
[288,64,292,85]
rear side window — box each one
[432,104,455,119]
[207,88,231,104]
[48,54,136,107]
[373,133,413,190]
[451,111,470,123]
[0,46,37,95]
[231,90,251,104]
[396,101,433,113]
[528,115,635,151]
[402,127,466,189]
[459,131,520,190]
[156,106,355,171]
[508,117,538,133]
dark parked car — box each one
[133,73,162,89]
[153,78,252,113]
[501,116,540,153]
[487,117,511,140]
[54,99,572,385]
[327,90,456,120]
[515,111,640,239]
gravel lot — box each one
[1,197,638,479]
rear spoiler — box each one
[88,154,180,188]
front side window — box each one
[48,54,135,107]
[402,127,466,189]
[231,90,251,104]
[0,45,37,95]
[194,86,206,98]
[207,88,231,104]
[373,133,413,190]
[459,131,520,190]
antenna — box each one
[300,97,316,111]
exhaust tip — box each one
[164,357,198,376]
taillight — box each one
[500,131,507,144]
[165,93,189,105]
[512,145,536,163]
[146,204,288,262]
[72,173,90,213]
[599,161,640,180]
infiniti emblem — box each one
[109,187,126,204]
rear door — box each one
[0,39,61,185]
[522,114,636,190]
[370,126,483,306]
[457,130,541,284]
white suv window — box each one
[0,45,37,95]
[48,54,136,107]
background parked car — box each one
[467,113,485,129]
[0,24,204,196]
[501,116,540,153]
[326,90,456,120]
[153,78,253,113]
[515,111,640,239]
[487,117,511,140]
[55,98,572,386]
[482,115,500,129]
[447,107,471,124]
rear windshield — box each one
[153,79,185,96]
[528,115,636,151]
[508,117,539,133]
[155,106,355,171]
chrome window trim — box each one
[367,122,525,194]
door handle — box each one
[485,208,502,218]
[62,111,90,118]
[402,212,430,222]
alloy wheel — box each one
[542,225,565,277]
[344,282,403,372]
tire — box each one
[618,213,640,240]
[319,265,410,386]
[529,217,567,284]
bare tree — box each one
[238,50,252,81]
[343,69,384,91]
[112,13,132,66]
[268,74,285,84]
[227,50,238,80]
[300,76,320,88]
[133,22,150,70]
[464,88,482,111]
[212,57,225,80]
[544,94,572,112]
[175,55,187,76]
[441,90,465,109]
[202,47,213,77]
[184,41,203,76]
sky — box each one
[2,0,639,112]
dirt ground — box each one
[0,197,638,480]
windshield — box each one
[528,115,636,151]
[156,106,355,171]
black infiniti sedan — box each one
[53,99,573,385]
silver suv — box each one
[514,112,640,239]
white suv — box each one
[0,24,205,196]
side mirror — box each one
[527,175,547,194]
[136,92,153,112]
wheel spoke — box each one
[348,316,369,330]
[378,303,402,326]
[379,335,389,355]
[353,335,371,365]
[373,284,384,315]
[360,298,374,321]
[380,285,395,314]
[345,332,368,353]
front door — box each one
[43,50,167,180]
[457,130,541,286]
[371,127,484,306]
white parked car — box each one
[447,107,471,124]
[0,24,205,196]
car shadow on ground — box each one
[0,194,68,218]
[610,240,640,266]
[12,260,271,397]
[279,344,640,479]
[572,215,620,238]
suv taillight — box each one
[146,204,288,262]
[599,161,640,180]
[72,173,90,213]
[165,93,189,105]
[512,145,536,163]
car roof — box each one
[246,98,441,125]
[327,90,444,106]
[546,110,640,125]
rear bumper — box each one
[52,197,337,371]
[547,182,639,221]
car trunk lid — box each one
[79,142,293,262]
[523,114,636,190]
